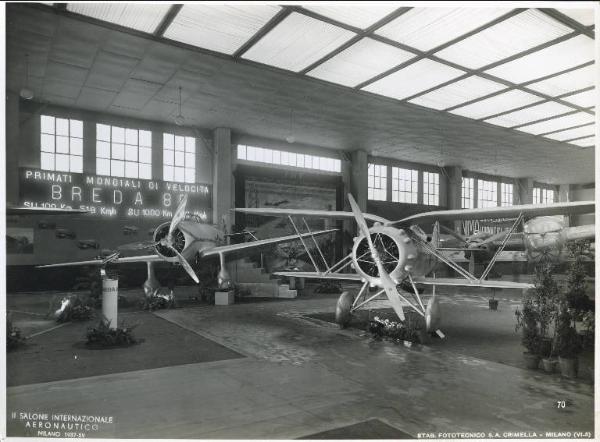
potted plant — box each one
[515,298,541,369]
[488,288,499,311]
[553,308,582,378]
[532,263,559,373]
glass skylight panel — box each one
[563,89,597,108]
[242,12,355,72]
[557,8,595,26]
[409,76,506,110]
[450,90,542,120]
[363,59,464,100]
[569,136,595,147]
[484,101,574,127]
[67,3,171,33]
[303,4,399,29]
[376,7,511,52]
[526,64,595,96]
[486,35,594,84]
[544,125,595,142]
[517,112,595,135]
[436,10,572,69]
[307,38,414,87]
[163,5,281,55]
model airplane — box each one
[38,195,337,299]
[439,216,595,273]
[236,194,595,338]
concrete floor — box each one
[6,287,595,439]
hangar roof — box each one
[6,3,597,184]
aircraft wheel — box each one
[335,291,354,329]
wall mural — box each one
[243,179,337,272]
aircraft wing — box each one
[7,207,90,215]
[234,207,389,224]
[412,276,533,289]
[200,229,337,257]
[272,271,363,281]
[38,254,163,268]
[388,201,594,226]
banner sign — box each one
[19,168,212,220]
[461,218,520,236]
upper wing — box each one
[234,207,389,224]
[200,229,337,257]
[389,201,595,226]
[7,207,90,215]
[38,254,163,268]
[412,276,533,289]
[272,271,363,281]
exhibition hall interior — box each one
[4,2,597,440]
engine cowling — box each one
[153,221,186,260]
[522,216,566,262]
[351,224,417,287]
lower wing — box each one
[411,276,533,289]
[38,254,163,268]
[272,271,363,281]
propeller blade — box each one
[348,194,405,321]
[169,194,188,237]
[171,247,199,284]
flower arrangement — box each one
[368,316,423,344]
[86,317,139,348]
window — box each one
[368,164,387,201]
[391,167,418,203]
[163,134,195,183]
[423,171,439,206]
[501,183,513,207]
[533,187,555,204]
[96,124,152,179]
[477,179,498,208]
[237,145,341,173]
[40,115,83,173]
[462,177,474,209]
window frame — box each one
[40,115,84,173]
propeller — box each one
[171,247,200,284]
[170,194,188,237]
[348,194,405,321]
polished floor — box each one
[6,287,595,439]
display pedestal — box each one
[215,291,235,305]
[102,278,118,329]
[289,277,305,290]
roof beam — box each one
[442,62,595,112]
[153,4,182,37]
[538,8,595,38]
[509,109,580,130]
[537,121,595,137]
[562,134,595,143]
[233,8,293,58]
[355,9,525,89]
[299,7,413,75]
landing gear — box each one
[335,291,354,328]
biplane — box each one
[237,194,595,338]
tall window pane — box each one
[423,171,439,206]
[462,177,474,209]
[368,163,387,201]
[477,179,498,208]
[164,134,195,183]
[392,167,418,203]
[501,183,513,207]
[96,124,152,178]
[40,115,84,173]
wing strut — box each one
[479,213,524,281]
[302,217,330,272]
[288,215,321,272]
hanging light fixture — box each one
[285,108,295,144]
[20,53,34,100]
[174,86,185,126]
